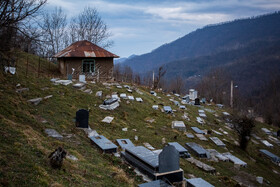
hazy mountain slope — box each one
[162,40,280,94]
[122,12,280,73]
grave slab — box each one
[44,95,53,99]
[259,149,280,163]
[222,112,230,116]
[172,121,186,132]
[102,116,114,124]
[209,137,226,147]
[73,82,85,89]
[45,129,63,139]
[116,139,135,150]
[99,98,119,110]
[186,133,195,139]
[163,106,172,113]
[96,91,102,97]
[136,97,143,102]
[89,135,117,153]
[138,180,171,187]
[195,134,208,141]
[196,117,205,124]
[212,130,223,136]
[185,142,209,158]
[179,105,186,109]
[261,140,273,147]
[207,149,229,162]
[122,146,184,183]
[128,96,135,100]
[120,93,127,98]
[168,142,190,158]
[191,127,205,134]
[261,128,272,135]
[186,178,214,187]
[143,142,155,150]
[152,105,159,110]
[222,152,247,167]
[199,113,207,118]
[55,80,72,86]
[16,88,29,93]
[28,97,42,105]
[186,158,215,173]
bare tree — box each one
[69,7,113,48]
[232,114,255,150]
[196,68,231,104]
[122,65,133,83]
[153,66,166,89]
[40,7,67,57]
[0,0,47,52]
[113,63,122,82]
[134,73,141,85]
[169,75,185,94]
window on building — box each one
[82,60,95,73]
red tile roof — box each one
[53,40,119,58]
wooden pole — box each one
[38,57,41,78]
[26,55,28,76]
[48,57,51,77]
[230,80,233,108]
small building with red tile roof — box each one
[53,40,119,81]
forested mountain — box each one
[163,40,280,95]
[122,12,280,73]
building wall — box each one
[58,57,114,81]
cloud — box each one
[44,0,280,57]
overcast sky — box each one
[45,0,280,57]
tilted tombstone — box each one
[159,145,179,173]
[103,98,118,105]
[76,109,89,128]
[194,98,200,105]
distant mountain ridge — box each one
[114,54,137,64]
[122,11,280,73]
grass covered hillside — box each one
[1,52,280,186]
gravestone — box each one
[89,135,117,153]
[76,109,89,128]
[163,106,172,113]
[138,180,171,187]
[45,129,63,139]
[186,178,214,187]
[103,98,118,105]
[79,75,86,82]
[194,98,200,105]
[159,145,179,173]
[116,139,135,150]
[67,74,72,80]
[28,97,42,105]
[201,98,206,104]
[168,142,190,158]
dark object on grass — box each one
[76,109,89,128]
[194,98,200,105]
[48,147,67,169]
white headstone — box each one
[79,75,86,82]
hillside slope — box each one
[122,12,280,73]
[163,40,280,94]
[1,52,280,186]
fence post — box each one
[38,57,41,78]
[26,55,28,76]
